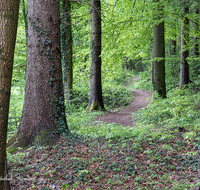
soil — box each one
[96,77,152,127]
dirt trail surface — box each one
[96,77,152,127]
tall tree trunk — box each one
[193,3,199,57]
[87,0,105,111]
[0,0,20,189]
[62,0,73,92]
[7,0,68,150]
[152,0,166,98]
[21,0,28,45]
[180,0,190,87]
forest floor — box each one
[95,76,152,127]
[8,77,197,190]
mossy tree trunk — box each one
[8,0,68,150]
[152,0,166,98]
[87,0,105,111]
[62,0,73,93]
[180,0,190,87]
[0,0,19,189]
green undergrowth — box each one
[66,85,133,111]
[132,84,200,142]
[66,84,134,136]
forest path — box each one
[96,77,152,127]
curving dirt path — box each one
[96,77,152,127]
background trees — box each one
[0,0,19,189]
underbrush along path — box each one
[96,77,152,127]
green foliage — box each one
[132,86,200,139]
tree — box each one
[0,0,20,189]
[21,0,28,45]
[61,0,73,92]
[7,0,68,150]
[86,0,105,111]
[193,1,199,57]
[180,0,190,87]
[152,0,166,98]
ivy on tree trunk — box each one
[7,0,68,150]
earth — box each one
[96,77,152,127]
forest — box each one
[0,0,200,189]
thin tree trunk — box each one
[21,0,28,45]
[87,0,105,111]
[152,0,166,98]
[171,39,177,56]
[7,0,68,150]
[62,0,73,92]
[180,0,190,87]
[0,0,20,189]
[193,3,199,57]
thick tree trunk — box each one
[152,0,166,98]
[62,0,73,92]
[7,0,68,150]
[180,0,190,87]
[87,0,105,111]
[0,0,19,189]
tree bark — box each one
[152,0,166,98]
[4,154,11,190]
[171,39,177,56]
[0,0,19,189]
[87,0,105,111]
[7,0,68,150]
[62,0,73,92]
[21,0,28,45]
[180,0,190,87]
[193,3,199,57]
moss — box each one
[7,146,19,154]
[33,129,59,146]
[7,128,59,154]
[7,129,19,147]
[7,130,27,154]
[86,101,103,111]
[33,129,50,145]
